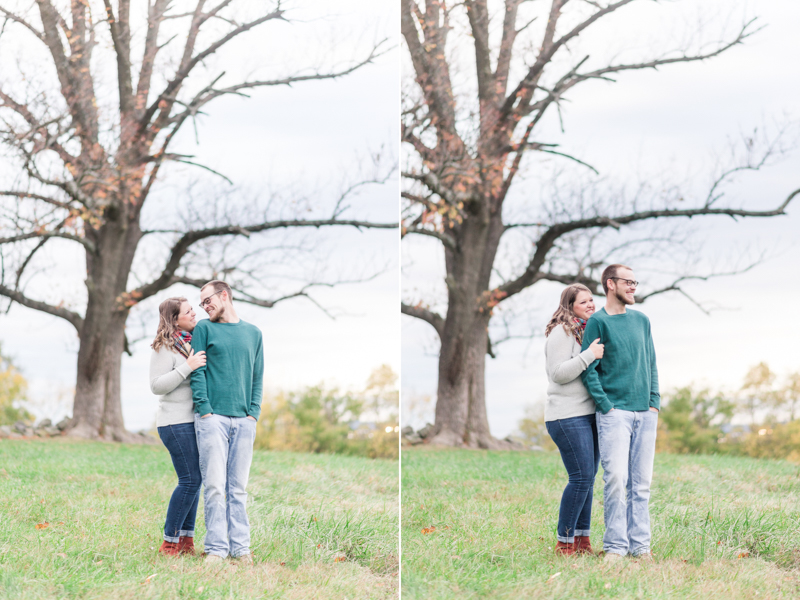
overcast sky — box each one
[0,0,399,430]
[401,0,800,437]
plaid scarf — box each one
[573,318,587,345]
[173,331,192,359]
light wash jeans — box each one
[596,408,658,557]
[195,414,257,558]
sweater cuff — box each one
[596,398,614,414]
[578,348,595,367]
[176,362,192,379]
[195,401,213,417]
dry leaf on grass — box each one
[35,523,49,530]
[334,557,346,563]
[547,572,561,583]
[738,551,751,559]
[421,526,436,534]
[141,574,158,585]
[56,553,67,558]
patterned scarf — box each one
[173,330,192,359]
[573,318,587,345]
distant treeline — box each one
[519,362,800,461]
[255,365,399,460]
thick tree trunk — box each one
[428,207,512,449]
[63,212,142,442]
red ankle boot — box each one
[573,535,595,555]
[555,541,576,556]
[158,540,180,556]
[177,536,196,555]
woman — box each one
[544,284,604,556]
[150,297,207,556]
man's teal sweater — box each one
[580,307,659,414]
[189,319,264,419]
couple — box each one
[544,264,659,561]
[149,280,264,564]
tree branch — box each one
[498,189,799,300]
[402,226,457,250]
[0,283,83,331]
[401,301,444,338]
[131,217,398,302]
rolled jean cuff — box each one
[163,529,194,543]
[574,529,590,536]
[557,535,575,543]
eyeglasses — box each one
[610,277,639,288]
[199,290,223,308]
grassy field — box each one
[0,438,398,600]
[402,448,800,599]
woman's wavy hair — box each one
[152,297,188,351]
[544,284,592,342]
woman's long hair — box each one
[544,284,592,343]
[152,297,188,351]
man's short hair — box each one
[601,264,632,294]
[201,280,233,302]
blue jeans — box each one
[596,408,658,557]
[157,422,202,543]
[195,414,257,558]
[546,414,600,543]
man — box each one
[190,280,264,564]
[580,264,659,562]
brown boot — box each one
[158,540,181,556]
[573,535,595,555]
[177,536,196,555]
[555,541,576,556]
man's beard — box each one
[210,305,226,322]
[615,286,634,306]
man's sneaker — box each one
[633,551,654,561]
[204,554,225,564]
[603,552,624,563]
[232,554,253,567]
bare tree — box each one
[0,0,395,441]
[401,0,799,448]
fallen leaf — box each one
[141,573,158,585]
[317,544,321,548]
[421,526,436,534]
[58,522,64,526]
[95,560,103,565]
[548,572,561,582]
[280,562,286,566]
[35,522,49,530]
[56,553,67,559]
[334,557,346,563]
[738,551,750,559]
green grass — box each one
[401,448,800,599]
[0,439,398,599]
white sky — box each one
[0,0,400,430]
[401,0,800,436]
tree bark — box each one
[428,201,512,449]
[65,211,141,441]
